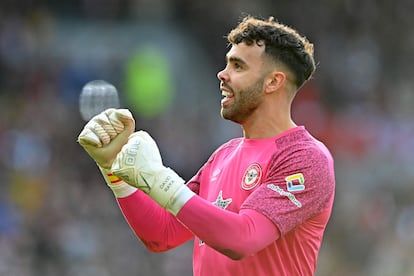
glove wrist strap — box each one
[99,167,137,198]
[148,167,195,215]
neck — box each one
[240,83,298,139]
[242,90,296,139]
[241,114,297,139]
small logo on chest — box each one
[241,163,262,190]
[213,190,232,209]
[199,190,232,247]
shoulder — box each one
[207,137,243,161]
[267,129,335,185]
[274,127,333,164]
[217,137,243,150]
[192,137,243,178]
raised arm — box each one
[77,109,193,252]
[111,131,280,259]
[114,186,194,252]
[176,196,279,260]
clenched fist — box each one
[78,108,135,169]
[111,131,194,215]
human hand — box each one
[77,108,135,169]
[111,131,194,215]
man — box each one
[78,15,335,276]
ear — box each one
[264,71,286,94]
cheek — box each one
[231,74,251,89]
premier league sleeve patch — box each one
[285,173,305,192]
[241,163,262,190]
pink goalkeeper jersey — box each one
[187,126,335,276]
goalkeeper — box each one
[78,15,335,276]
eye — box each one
[233,62,242,70]
[225,56,246,71]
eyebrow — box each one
[226,55,247,66]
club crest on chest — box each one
[241,163,262,190]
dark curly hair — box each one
[227,16,316,89]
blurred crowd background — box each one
[0,0,414,275]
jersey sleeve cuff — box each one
[168,184,196,216]
[108,182,138,198]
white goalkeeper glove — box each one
[78,108,138,197]
[111,131,195,215]
[77,108,135,169]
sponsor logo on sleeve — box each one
[267,184,302,208]
[285,173,305,192]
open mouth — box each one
[221,90,234,106]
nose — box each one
[217,67,228,82]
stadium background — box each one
[0,0,413,275]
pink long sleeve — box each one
[176,195,279,259]
[116,190,194,252]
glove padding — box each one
[78,108,135,169]
[111,131,194,215]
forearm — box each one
[176,196,279,260]
[108,132,278,257]
[115,188,194,252]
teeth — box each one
[222,91,232,97]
